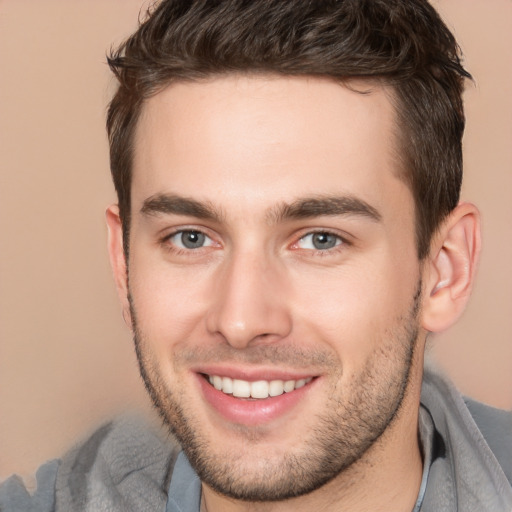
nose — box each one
[206,250,293,349]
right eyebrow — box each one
[140,193,223,222]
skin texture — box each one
[106,75,481,512]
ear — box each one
[106,204,133,330]
[421,202,481,333]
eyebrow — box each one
[140,193,381,224]
[141,194,223,222]
[268,195,382,223]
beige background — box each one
[1,0,511,481]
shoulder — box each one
[0,416,180,512]
[0,460,60,512]
[464,397,512,482]
[422,364,512,484]
[55,415,179,511]
[421,365,512,510]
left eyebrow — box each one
[267,195,382,224]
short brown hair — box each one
[107,0,470,259]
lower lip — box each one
[197,375,316,426]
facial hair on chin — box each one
[129,281,422,502]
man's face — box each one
[125,76,425,500]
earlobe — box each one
[105,205,133,330]
[421,202,481,333]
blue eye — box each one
[298,232,342,250]
[169,230,213,249]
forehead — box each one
[131,75,409,220]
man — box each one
[1,0,511,511]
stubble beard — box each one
[130,284,421,502]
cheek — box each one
[128,256,213,351]
[292,257,417,368]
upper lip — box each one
[192,364,318,382]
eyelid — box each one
[297,232,342,249]
[161,224,214,239]
[160,225,221,252]
[169,230,214,249]
[290,228,352,252]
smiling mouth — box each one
[206,375,314,399]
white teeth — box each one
[207,375,312,399]
[221,376,233,394]
[232,379,251,398]
[269,380,284,397]
[250,380,269,399]
[283,380,295,392]
[213,375,223,390]
[295,379,306,389]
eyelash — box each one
[292,230,349,256]
[160,228,217,255]
[159,228,350,256]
